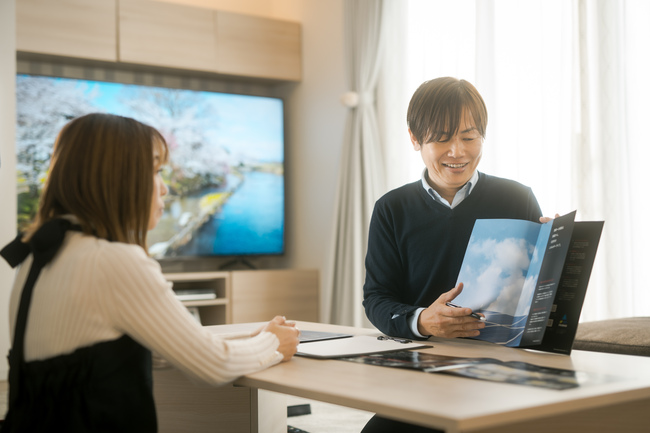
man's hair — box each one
[407,77,487,144]
[29,113,169,249]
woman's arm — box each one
[97,244,288,386]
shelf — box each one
[165,271,231,326]
[164,269,320,326]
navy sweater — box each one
[363,172,542,339]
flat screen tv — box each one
[15,73,285,260]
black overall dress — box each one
[0,219,157,432]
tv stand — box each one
[163,269,319,325]
[218,258,257,270]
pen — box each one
[377,335,412,344]
[445,302,486,321]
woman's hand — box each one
[417,283,485,338]
[262,316,300,361]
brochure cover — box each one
[452,211,604,354]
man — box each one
[364,77,544,342]
[361,77,546,433]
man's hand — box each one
[417,283,485,338]
[539,213,561,223]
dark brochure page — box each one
[532,221,604,354]
[519,212,576,347]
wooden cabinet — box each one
[118,0,218,72]
[16,0,302,82]
[117,0,302,80]
[118,1,301,80]
[164,269,319,326]
[153,369,286,433]
[16,0,117,61]
[215,11,302,81]
[231,269,319,323]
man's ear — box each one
[408,129,421,151]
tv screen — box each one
[15,73,285,259]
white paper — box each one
[296,335,428,359]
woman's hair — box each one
[407,77,488,144]
[28,113,169,249]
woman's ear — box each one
[408,129,421,151]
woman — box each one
[0,113,299,432]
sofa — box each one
[573,317,650,357]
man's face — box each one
[410,111,483,202]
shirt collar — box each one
[420,169,479,209]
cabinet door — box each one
[215,11,302,81]
[16,0,117,61]
[231,269,319,323]
[118,0,217,72]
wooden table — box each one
[154,321,650,433]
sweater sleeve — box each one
[363,200,422,339]
[94,243,282,386]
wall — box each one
[0,0,347,375]
[0,0,17,381]
[274,1,346,275]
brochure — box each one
[452,211,604,354]
[341,350,614,390]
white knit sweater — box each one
[8,231,283,386]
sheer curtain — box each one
[384,0,650,322]
[573,0,650,320]
[324,0,389,327]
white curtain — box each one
[386,0,650,322]
[574,0,650,320]
[324,0,388,326]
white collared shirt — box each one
[420,168,479,208]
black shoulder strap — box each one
[1,219,81,406]
[0,233,31,269]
